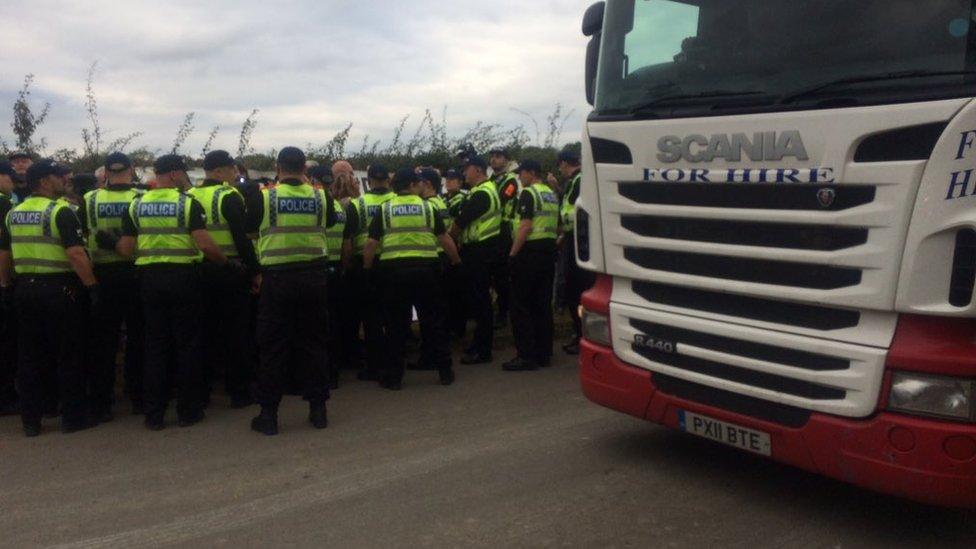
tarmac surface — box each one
[1,337,975,548]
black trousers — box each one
[382,263,452,383]
[510,249,556,364]
[88,266,144,413]
[345,260,388,376]
[443,256,468,338]
[256,268,329,407]
[562,232,596,340]
[0,293,16,407]
[325,263,349,380]
[199,262,253,400]
[15,278,88,425]
[461,238,498,357]
[491,234,513,318]
[140,267,206,420]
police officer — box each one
[341,164,395,381]
[0,161,17,415]
[310,164,346,388]
[504,160,558,371]
[245,147,336,436]
[8,151,33,205]
[489,148,519,329]
[450,156,501,365]
[79,152,145,419]
[363,168,461,389]
[555,150,593,355]
[116,154,227,430]
[0,159,98,436]
[188,150,261,408]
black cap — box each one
[153,154,189,174]
[202,150,235,171]
[464,155,488,171]
[488,147,510,159]
[26,159,70,186]
[8,151,30,161]
[0,161,14,177]
[417,168,440,184]
[557,150,581,164]
[394,168,419,185]
[443,168,461,180]
[277,147,306,168]
[367,164,390,180]
[104,152,132,173]
[515,159,543,174]
[308,164,334,185]
[455,143,477,160]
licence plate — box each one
[678,410,772,457]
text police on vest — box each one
[391,204,424,216]
[277,198,318,214]
[139,203,179,217]
[97,203,130,218]
[9,211,42,225]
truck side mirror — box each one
[583,2,605,106]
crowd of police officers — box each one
[0,144,588,437]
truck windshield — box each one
[595,0,976,117]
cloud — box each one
[0,0,591,156]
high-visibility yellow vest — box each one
[561,172,582,232]
[257,183,328,266]
[522,183,559,242]
[130,188,202,266]
[7,196,74,274]
[187,183,242,258]
[494,171,521,238]
[351,190,395,255]
[462,180,500,245]
[326,202,347,263]
[445,191,466,232]
[378,195,439,262]
[85,186,141,264]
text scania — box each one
[643,167,835,184]
[277,198,318,214]
[138,203,178,217]
[657,131,809,163]
[947,129,976,200]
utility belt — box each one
[16,273,80,286]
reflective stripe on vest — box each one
[85,187,141,265]
[256,183,328,266]
[560,173,581,232]
[326,205,346,262]
[524,184,559,242]
[379,195,439,261]
[188,184,240,258]
[352,191,395,255]
[131,189,202,266]
[7,196,73,274]
[462,180,501,245]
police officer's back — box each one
[0,160,99,437]
[116,154,228,430]
[363,169,461,389]
[0,162,18,415]
[244,147,336,436]
[187,150,261,408]
[80,152,145,420]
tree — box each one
[171,112,195,155]
[201,125,220,156]
[11,74,50,154]
[81,62,102,158]
[237,109,259,159]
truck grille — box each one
[611,303,887,418]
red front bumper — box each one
[580,340,976,508]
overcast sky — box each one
[0,0,591,157]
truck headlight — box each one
[888,373,975,422]
[581,308,611,348]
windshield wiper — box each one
[630,90,768,114]
[780,70,976,104]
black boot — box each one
[178,409,206,428]
[251,406,279,436]
[439,368,455,386]
[309,403,328,430]
[22,419,41,438]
